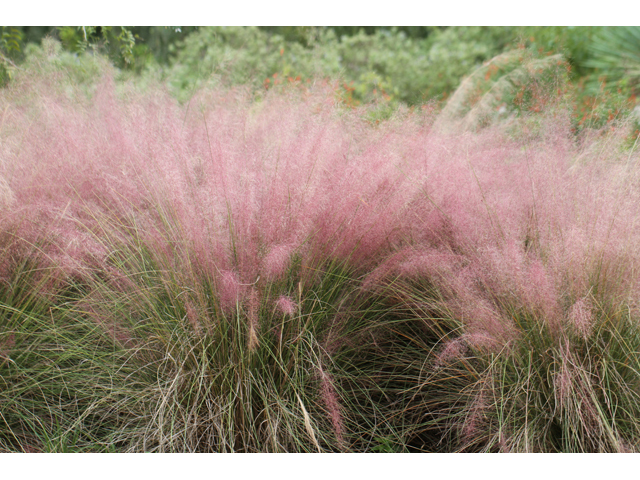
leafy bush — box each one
[167,26,605,109]
[168,26,519,106]
[584,27,640,96]
[0,27,24,87]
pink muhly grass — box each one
[4,65,640,345]
[497,432,513,453]
[553,341,599,428]
[461,389,489,444]
[398,248,460,280]
[568,296,595,339]
[446,265,518,352]
[318,367,345,445]
[262,244,294,282]
[360,253,401,292]
[0,333,16,359]
[523,260,562,333]
[464,305,515,352]
[246,287,261,352]
[322,319,351,356]
[185,301,202,333]
[103,265,138,295]
[555,361,574,411]
[48,226,110,280]
[218,270,244,314]
[104,321,136,348]
[275,295,297,316]
[0,176,15,211]
[434,337,467,368]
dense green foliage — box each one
[166,26,599,106]
[585,26,640,94]
[1,27,636,102]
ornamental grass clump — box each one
[369,116,640,452]
[0,63,426,451]
[2,47,640,452]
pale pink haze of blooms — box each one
[276,295,298,316]
[1,72,639,363]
